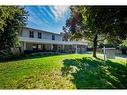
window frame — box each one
[29,31,34,38]
[38,32,42,39]
[52,34,55,40]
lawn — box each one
[0,54,127,89]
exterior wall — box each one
[20,28,62,41]
[19,27,87,54]
[21,28,29,37]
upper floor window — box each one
[52,35,55,40]
[38,32,42,39]
[29,31,34,38]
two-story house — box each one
[19,27,87,53]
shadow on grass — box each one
[61,57,127,89]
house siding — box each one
[17,27,87,54]
[20,28,62,41]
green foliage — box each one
[120,40,127,46]
[0,6,27,50]
[119,40,127,54]
[65,6,127,57]
[0,49,13,60]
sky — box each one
[24,6,71,34]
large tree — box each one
[64,6,127,57]
[0,6,27,50]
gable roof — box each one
[22,27,61,36]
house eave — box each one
[19,37,87,45]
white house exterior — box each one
[19,27,87,53]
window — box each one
[38,32,42,39]
[29,31,34,38]
[52,35,55,40]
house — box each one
[18,27,87,53]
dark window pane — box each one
[38,32,42,39]
[52,35,55,40]
[29,31,34,38]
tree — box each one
[119,40,127,54]
[61,26,70,41]
[0,6,27,50]
[65,6,127,57]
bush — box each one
[119,40,127,55]
[24,50,34,54]
[0,49,13,60]
[31,52,62,56]
[119,46,127,54]
[0,49,26,61]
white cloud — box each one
[50,5,70,21]
[38,6,55,21]
[26,6,70,26]
[27,7,49,24]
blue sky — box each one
[24,6,70,33]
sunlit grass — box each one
[0,54,126,89]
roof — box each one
[22,27,61,36]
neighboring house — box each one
[18,27,87,53]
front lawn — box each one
[0,54,127,89]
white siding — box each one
[55,35,62,41]
[20,28,62,41]
[42,32,52,40]
[34,31,38,39]
[21,28,29,37]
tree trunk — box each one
[93,33,98,58]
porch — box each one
[19,37,87,54]
[21,42,87,54]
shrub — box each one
[31,52,62,56]
[0,49,13,60]
[119,40,127,55]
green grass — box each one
[0,54,127,89]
